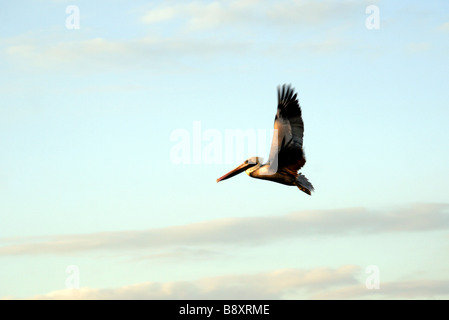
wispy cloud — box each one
[1,203,448,256]
[3,35,249,73]
[1,0,369,74]
[436,22,449,32]
[313,279,449,299]
[406,42,432,53]
[26,264,449,300]
[140,0,365,32]
[30,265,360,299]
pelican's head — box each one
[216,157,263,182]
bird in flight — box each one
[216,84,314,195]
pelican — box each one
[216,84,314,195]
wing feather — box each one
[268,84,306,174]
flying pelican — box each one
[216,84,314,195]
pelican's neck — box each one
[245,162,262,175]
[247,163,278,179]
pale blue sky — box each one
[1,0,448,299]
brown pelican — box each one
[216,84,314,195]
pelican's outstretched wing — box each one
[268,84,306,175]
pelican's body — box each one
[217,84,314,195]
[250,165,296,185]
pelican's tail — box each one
[295,173,314,195]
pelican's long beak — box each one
[216,162,252,182]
